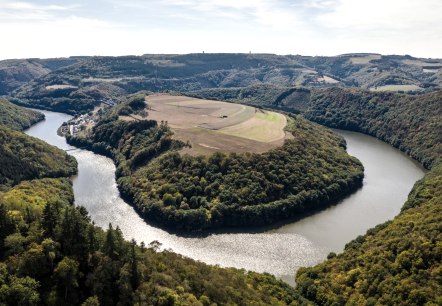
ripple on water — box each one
[70,150,327,279]
[24,110,425,286]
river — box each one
[25,110,425,285]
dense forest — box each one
[0,102,307,305]
[7,53,441,114]
[295,163,442,305]
[186,85,442,304]
[0,180,306,305]
[0,54,441,304]
[0,125,77,187]
[190,86,442,168]
[67,94,363,231]
[0,98,44,131]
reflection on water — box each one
[25,110,425,285]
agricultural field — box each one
[45,84,78,90]
[316,75,339,84]
[349,54,382,64]
[402,59,442,67]
[145,95,291,155]
[370,84,423,92]
[423,68,441,73]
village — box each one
[59,99,115,136]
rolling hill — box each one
[6,53,441,114]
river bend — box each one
[25,110,425,285]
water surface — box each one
[25,110,425,285]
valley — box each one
[65,93,364,231]
[25,108,424,287]
[0,52,440,305]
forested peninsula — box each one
[0,100,307,305]
[66,93,364,231]
[0,53,440,305]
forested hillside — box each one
[303,88,441,169]
[0,99,307,305]
[67,94,363,231]
[190,86,441,168]
[189,85,442,304]
[0,98,44,131]
[0,126,77,187]
[8,53,441,114]
[0,58,80,95]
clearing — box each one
[316,75,339,84]
[349,54,382,65]
[144,94,291,155]
[45,84,78,90]
[369,84,423,92]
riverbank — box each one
[65,105,365,232]
[24,109,424,285]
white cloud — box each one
[313,0,442,56]
[0,0,80,21]
[158,0,304,29]
[318,0,441,31]
[0,1,72,11]
[0,0,440,59]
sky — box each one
[1,0,441,60]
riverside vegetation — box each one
[0,53,441,305]
[66,93,364,231]
[0,98,44,131]
[188,84,442,305]
[188,85,441,169]
[0,99,307,305]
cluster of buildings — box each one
[59,99,116,136]
[60,113,97,136]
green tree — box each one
[0,276,40,306]
[129,239,139,289]
[54,257,80,302]
[41,201,60,238]
[82,296,100,306]
[0,204,16,257]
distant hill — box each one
[189,85,442,169]
[0,57,81,95]
[5,53,441,114]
